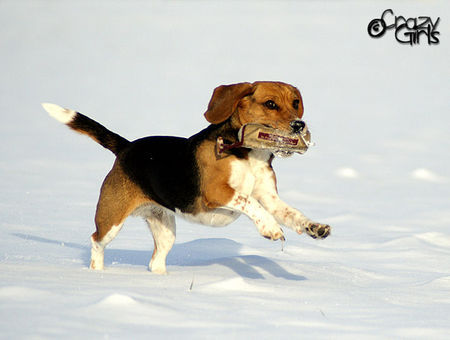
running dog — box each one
[42,81,330,274]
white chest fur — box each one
[228,149,273,194]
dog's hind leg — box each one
[90,162,150,270]
[144,207,176,275]
[90,222,124,270]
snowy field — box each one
[1,0,449,339]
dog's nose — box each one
[290,120,306,134]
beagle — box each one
[42,81,330,274]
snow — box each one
[1,0,449,339]
[411,168,447,183]
[335,167,359,179]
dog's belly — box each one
[176,208,241,227]
[133,204,240,227]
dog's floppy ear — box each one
[204,82,254,124]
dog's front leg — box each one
[225,192,285,241]
[260,194,330,239]
[252,168,331,239]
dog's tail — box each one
[42,103,130,155]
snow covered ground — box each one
[1,0,449,339]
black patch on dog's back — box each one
[118,122,248,213]
[119,136,200,212]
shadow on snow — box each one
[13,233,306,281]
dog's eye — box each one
[264,100,278,110]
[293,99,300,110]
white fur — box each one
[135,197,241,229]
[225,148,318,237]
[90,224,123,270]
[228,157,255,196]
[131,204,177,274]
[252,166,312,233]
[144,207,176,275]
[223,150,285,240]
[90,239,105,270]
[176,208,240,227]
[226,192,284,240]
[41,103,76,124]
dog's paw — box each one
[150,267,168,275]
[305,223,331,239]
[260,225,285,241]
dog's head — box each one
[204,81,308,136]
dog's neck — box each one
[206,119,240,144]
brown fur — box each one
[204,82,254,124]
[83,81,330,273]
[93,81,305,235]
[195,140,239,210]
[92,160,153,242]
[205,81,304,131]
[197,81,303,211]
[43,81,331,274]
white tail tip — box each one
[42,103,76,124]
